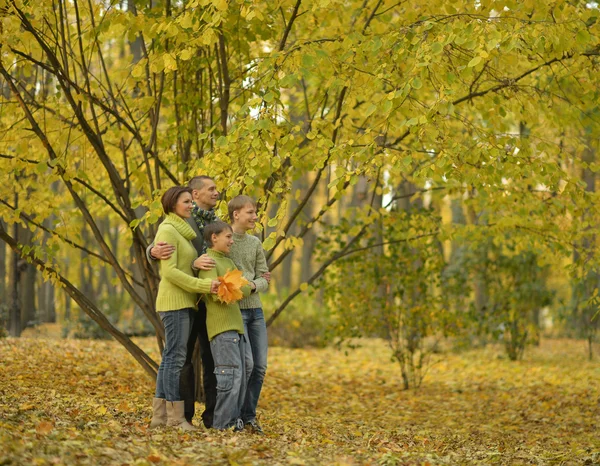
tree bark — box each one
[0,219,6,304]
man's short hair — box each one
[227,195,257,221]
[203,221,233,246]
[161,186,193,214]
[188,175,214,191]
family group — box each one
[147,176,269,433]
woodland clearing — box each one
[0,336,598,465]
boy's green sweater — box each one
[154,213,213,312]
[199,248,251,340]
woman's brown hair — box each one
[161,186,193,214]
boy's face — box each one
[233,203,258,231]
[212,229,234,254]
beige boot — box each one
[166,401,197,431]
[149,398,167,428]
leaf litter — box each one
[0,337,599,465]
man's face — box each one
[193,179,219,210]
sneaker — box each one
[233,418,245,432]
[245,419,264,435]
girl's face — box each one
[211,229,234,254]
[174,192,193,218]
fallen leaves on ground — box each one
[0,337,599,465]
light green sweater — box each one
[199,249,251,341]
[229,232,269,310]
[155,213,213,312]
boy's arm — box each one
[157,229,213,294]
[250,242,270,293]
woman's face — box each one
[211,229,234,254]
[174,192,193,218]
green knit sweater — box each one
[199,249,251,340]
[229,232,269,310]
[155,213,213,312]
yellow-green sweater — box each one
[199,249,251,340]
[155,213,213,312]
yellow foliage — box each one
[216,269,249,304]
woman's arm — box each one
[157,228,213,294]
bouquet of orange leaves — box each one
[216,269,249,304]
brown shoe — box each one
[166,401,197,431]
[149,398,167,428]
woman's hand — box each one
[210,279,221,294]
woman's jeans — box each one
[240,308,268,423]
[155,308,193,402]
[211,331,253,429]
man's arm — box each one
[146,241,176,262]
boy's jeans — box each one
[211,331,253,429]
[240,308,268,423]
[155,308,193,401]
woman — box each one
[149,186,219,431]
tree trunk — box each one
[19,226,36,330]
[0,219,6,303]
[9,191,21,337]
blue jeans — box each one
[241,308,268,423]
[155,309,193,402]
[211,331,253,429]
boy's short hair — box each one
[228,195,257,221]
[188,175,214,191]
[161,186,193,214]
[203,221,233,246]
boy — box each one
[199,221,252,430]
[227,195,270,435]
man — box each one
[148,176,220,428]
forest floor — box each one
[0,335,599,465]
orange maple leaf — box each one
[216,269,249,304]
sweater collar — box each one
[162,213,197,241]
[233,231,246,240]
[207,248,228,259]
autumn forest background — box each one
[1,0,600,464]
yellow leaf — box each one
[216,269,249,304]
[36,421,54,435]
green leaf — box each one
[302,54,315,68]
[468,56,482,67]
[431,42,443,55]
[35,162,47,175]
[263,234,277,251]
